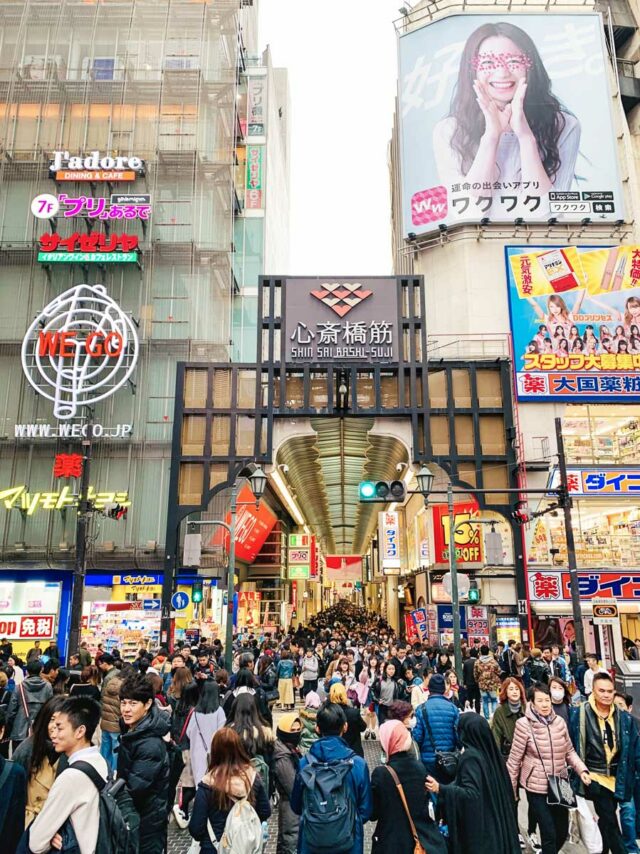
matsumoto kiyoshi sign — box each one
[285,277,399,362]
[21,284,139,420]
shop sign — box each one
[0,485,130,515]
[0,615,55,640]
[115,574,161,585]
[237,591,261,629]
[548,467,640,496]
[245,145,264,210]
[437,605,467,632]
[432,502,484,564]
[378,511,401,568]
[53,453,83,479]
[32,194,151,221]
[289,565,310,580]
[592,597,619,625]
[288,548,310,565]
[289,534,310,548]
[50,150,145,181]
[404,612,420,644]
[247,76,266,136]
[467,605,490,643]
[325,555,363,582]
[15,423,133,440]
[285,277,399,363]
[528,569,640,602]
[22,284,139,420]
[210,483,278,563]
[410,608,428,641]
[38,232,139,264]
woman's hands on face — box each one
[473,79,512,140]
[509,79,533,140]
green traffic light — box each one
[468,587,480,603]
[359,481,376,500]
[192,582,203,603]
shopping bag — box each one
[575,795,603,854]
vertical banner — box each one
[247,76,267,137]
[378,511,401,570]
[245,145,264,211]
[431,502,484,565]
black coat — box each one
[342,705,366,758]
[371,750,447,854]
[117,705,171,854]
[0,755,26,854]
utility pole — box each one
[68,421,92,661]
[448,482,463,682]
[225,480,238,672]
[555,417,586,662]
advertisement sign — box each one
[548,467,640,496]
[398,13,623,235]
[592,597,619,626]
[378,511,401,569]
[210,483,277,563]
[528,569,640,603]
[38,232,139,263]
[50,150,144,182]
[0,581,60,616]
[0,615,56,640]
[507,246,640,401]
[245,145,264,210]
[0,485,130,515]
[405,612,420,643]
[467,604,490,644]
[426,603,439,645]
[21,284,139,420]
[247,76,267,136]
[325,555,363,582]
[410,607,428,641]
[33,195,151,220]
[285,277,399,363]
[14,422,132,440]
[432,502,483,564]
[437,604,467,644]
[237,591,261,629]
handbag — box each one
[528,721,577,809]
[421,706,460,781]
[385,765,426,854]
[18,683,33,737]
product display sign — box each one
[528,569,640,602]
[548,466,640,496]
[432,502,484,564]
[50,150,145,182]
[285,277,399,363]
[209,483,277,563]
[21,284,139,420]
[507,245,640,401]
[398,13,623,234]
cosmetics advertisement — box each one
[506,245,640,401]
[398,13,624,234]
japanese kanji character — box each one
[84,197,107,219]
[53,453,83,478]
[476,196,492,212]
[369,321,392,345]
[501,196,518,212]
[566,473,580,493]
[58,232,80,251]
[59,194,87,217]
[461,182,471,191]
[453,197,470,214]
[521,374,546,394]
[317,321,340,344]
[78,233,100,252]
[583,355,600,371]
[600,376,622,393]
[39,233,61,251]
[343,321,367,345]
[98,233,119,252]
[290,322,315,345]
[36,617,52,636]
[531,572,560,600]
[117,234,139,251]
[492,181,501,190]
[577,376,598,393]
[552,376,577,393]
[623,376,640,393]
[482,182,492,190]
[584,472,605,491]
[21,618,37,636]
[617,354,634,370]
[451,184,460,193]
[600,354,617,370]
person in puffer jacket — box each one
[118,673,171,854]
[507,683,590,854]
[412,673,459,780]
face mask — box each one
[551,689,565,703]
[407,717,417,730]
[278,729,301,747]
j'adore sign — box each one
[284,277,400,363]
[50,150,145,182]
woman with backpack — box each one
[227,692,275,794]
[273,713,303,854]
[371,719,447,854]
[186,681,226,788]
[188,727,271,854]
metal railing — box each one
[426,332,511,360]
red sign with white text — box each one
[432,502,483,564]
[0,614,55,640]
[210,484,277,563]
[528,570,640,603]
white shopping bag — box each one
[575,795,603,854]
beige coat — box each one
[100,667,123,733]
[25,758,58,827]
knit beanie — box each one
[428,673,446,695]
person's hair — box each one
[387,700,413,722]
[499,676,526,705]
[280,649,291,661]
[229,692,269,756]
[168,666,193,699]
[317,702,347,736]
[58,695,100,742]
[618,339,629,353]
[234,669,256,690]
[215,668,229,686]
[528,682,551,701]
[43,659,60,674]
[480,644,489,656]
[26,660,43,676]
[383,661,396,679]
[80,665,100,686]
[119,673,154,704]
[548,676,570,704]
[206,727,255,810]
[238,653,254,669]
[614,692,633,710]
[625,297,640,329]
[585,652,598,661]
[147,672,164,697]
[449,22,567,180]
[592,672,614,687]
[28,696,68,778]
[195,680,220,714]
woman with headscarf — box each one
[273,712,303,854]
[329,683,366,757]
[186,680,226,787]
[371,719,447,854]
[426,713,522,854]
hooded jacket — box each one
[474,655,501,693]
[273,738,301,854]
[290,735,372,854]
[6,676,53,742]
[299,708,319,754]
[117,704,171,854]
[99,666,123,734]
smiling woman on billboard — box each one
[434,22,580,196]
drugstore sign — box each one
[548,467,640,496]
[378,511,401,569]
[528,569,640,602]
[0,485,130,515]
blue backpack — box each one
[299,754,356,854]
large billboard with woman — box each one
[398,14,623,233]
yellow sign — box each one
[0,485,131,515]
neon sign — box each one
[0,486,131,515]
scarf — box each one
[379,719,412,758]
[588,693,617,757]
[508,701,521,715]
[529,704,554,726]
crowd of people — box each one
[0,601,638,854]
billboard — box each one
[506,245,640,401]
[398,14,623,234]
[432,501,484,565]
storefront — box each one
[0,572,72,659]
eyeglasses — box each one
[472,52,532,74]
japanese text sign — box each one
[325,555,363,582]
[398,14,623,235]
[528,570,640,603]
[53,453,83,479]
[548,467,640,496]
[0,485,130,515]
[0,615,55,640]
[506,245,640,402]
[284,277,399,363]
[247,76,267,136]
[378,512,401,569]
[38,232,139,264]
[210,483,277,563]
[245,145,264,210]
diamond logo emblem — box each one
[310,282,373,317]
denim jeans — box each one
[620,797,640,854]
[99,729,120,772]
[481,690,498,718]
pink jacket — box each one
[507,704,588,794]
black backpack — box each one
[299,753,356,854]
[70,761,140,854]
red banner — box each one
[210,484,277,563]
[0,614,55,640]
[325,555,362,582]
[432,501,483,564]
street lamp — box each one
[417,465,434,506]
[248,466,267,503]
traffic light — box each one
[192,581,203,603]
[358,480,406,503]
[468,580,480,604]
[103,502,128,521]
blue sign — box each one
[143,599,160,611]
[437,605,467,633]
[171,591,190,611]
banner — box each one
[548,466,640,496]
[398,13,623,235]
[432,502,483,565]
[210,483,277,563]
[507,245,640,401]
[528,569,640,602]
[325,555,362,583]
[378,511,401,569]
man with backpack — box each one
[291,702,372,854]
[6,659,52,749]
[27,696,109,853]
